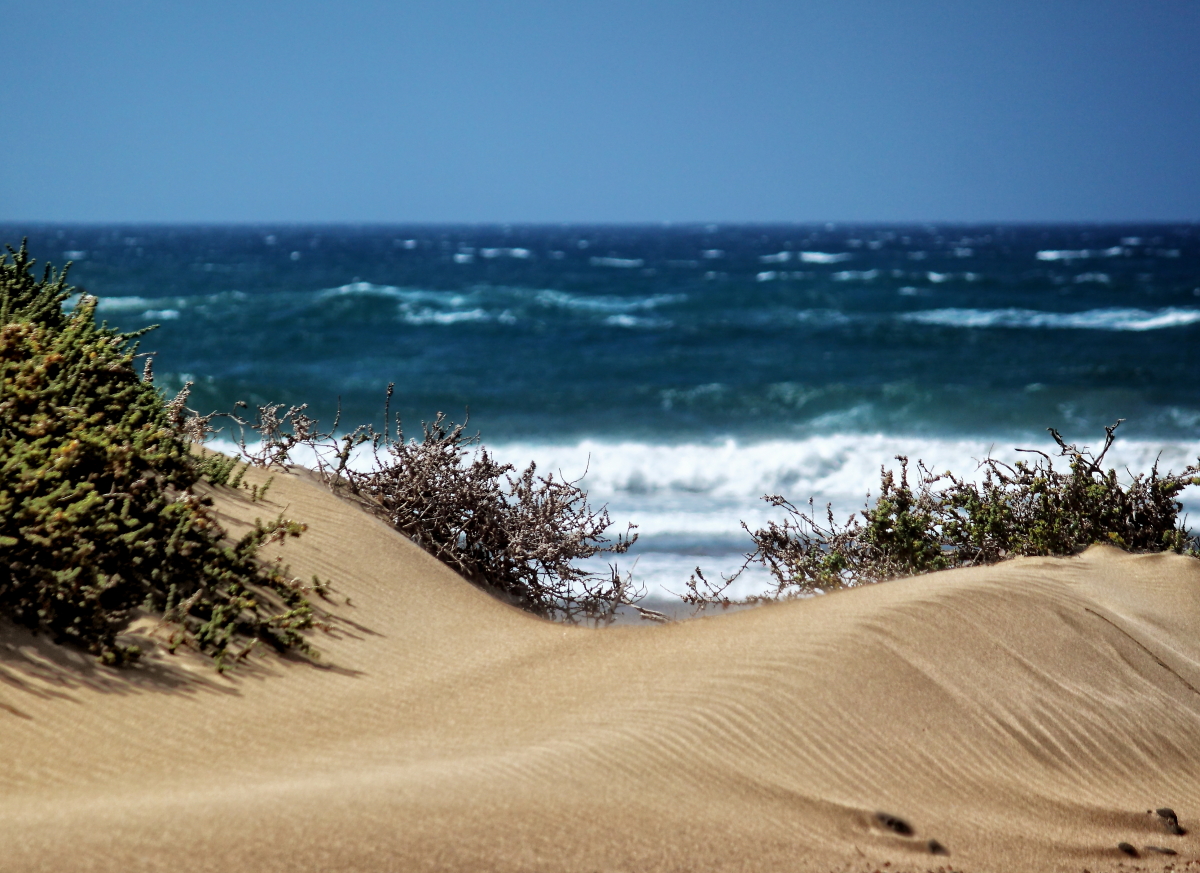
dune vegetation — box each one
[3,241,1199,667]
[0,244,316,666]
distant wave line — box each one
[902,307,1200,331]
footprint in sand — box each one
[874,811,914,836]
[1154,806,1187,835]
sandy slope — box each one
[3,467,1200,872]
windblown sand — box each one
[3,467,1199,872]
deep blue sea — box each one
[7,223,1200,597]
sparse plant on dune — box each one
[0,243,318,667]
[686,422,1200,608]
[186,387,642,624]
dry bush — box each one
[686,422,1200,608]
[194,387,641,624]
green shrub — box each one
[687,424,1200,606]
[0,244,316,667]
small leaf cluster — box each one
[0,244,315,666]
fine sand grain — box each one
[3,466,1199,872]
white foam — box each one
[533,290,685,313]
[831,270,880,281]
[207,433,1200,596]
[319,281,408,299]
[1037,249,1091,261]
[603,314,672,329]
[756,271,777,282]
[759,251,791,264]
[479,247,533,259]
[799,252,852,264]
[902,307,1200,331]
[401,308,489,325]
[93,295,161,312]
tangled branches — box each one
[194,388,640,624]
[687,422,1200,607]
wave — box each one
[532,289,686,313]
[1036,247,1125,261]
[603,314,673,329]
[832,269,881,281]
[206,432,1200,594]
[799,251,853,264]
[401,308,490,325]
[903,307,1200,331]
[483,434,1200,533]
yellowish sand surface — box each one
[3,466,1200,872]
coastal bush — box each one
[201,392,640,623]
[687,423,1200,606]
[0,244,316,666]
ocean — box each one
[8,223,1200,600]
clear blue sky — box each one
[2,0,1198,223]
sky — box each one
[2,0,1198,223]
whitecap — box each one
[478,247,533,259]
[759,251,791,264]
[799,251,852,264]
[94,295,157,311]
[319,281,406,299]
[534,289,685,313]
[1036,249,1091,261]
[401,308,490,325]
[831,270,880,281]
[603,314,672,329]
[902,307,1200,331]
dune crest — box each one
[3,467,1199,872]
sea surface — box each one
[7,223,1200,598]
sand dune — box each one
[3,466,1200,872]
